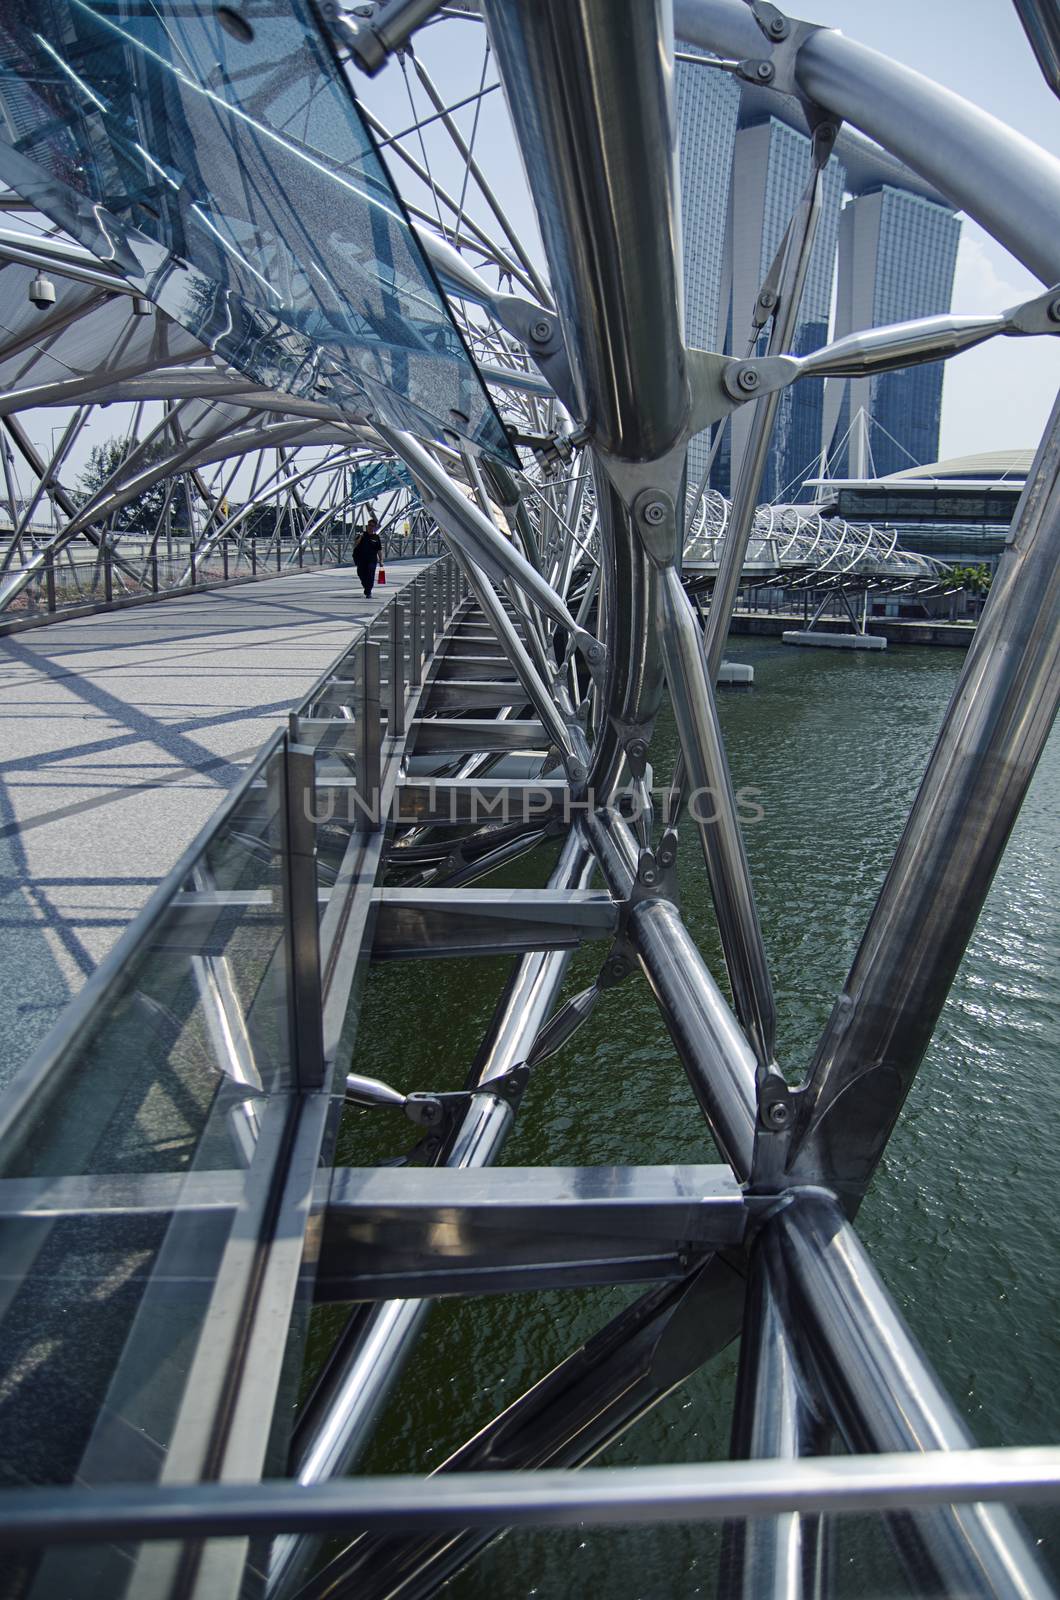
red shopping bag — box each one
[377,567,386,585]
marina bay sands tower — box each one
[675,60,961,499]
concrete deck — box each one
[0,561,430,1085]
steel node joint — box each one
[337,0,444,75]
[632,487,677,567]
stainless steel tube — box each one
[484,0,689,459]
[586,462,666,799]
[675,0,1060,286]
[268,833,594,1596]
[340,0,444,75]
[659,564,776,1070]
[376,425,583,640]
[449,544,585,777]
[582,806,757,1179]
[299,1255,746,1600]
[703,150,826,684]
[629,898,757,1179]
[720,1253,829,1600]
[793,392,1060,1203]
[766,1193,1053,1599]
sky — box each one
[359,0,1060,465]
[12,0,1059,501]
[793,0,1060,459]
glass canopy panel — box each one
[0,0,516,463]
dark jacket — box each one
[353,532,382,571]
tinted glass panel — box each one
[0,0,516,462]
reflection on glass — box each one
[0,0,516,462]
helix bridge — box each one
[0,2,1056,1599]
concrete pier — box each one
[783,629,887,650]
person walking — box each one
[353,514,382,598]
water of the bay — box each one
[332,636,1059,1597]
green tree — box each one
[948,563,992,595]
[78,438,200,535]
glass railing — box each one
[0,557,461,1547]
[0,529,445,623]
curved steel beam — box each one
[676,0,1060,285]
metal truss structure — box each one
[0,1,1058,1598]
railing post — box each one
[434,562,444,638]
[151,553,159,594]
[188,540,196,588]
[103,542,113,603]
[222,539,229,581]
[354,641,382,832]
[387,603,405,737]
[281,736,326,1091]
[276,538,282,573]
[410,584,423,688]
[251,535,258,575]
[44,546,56,613]
[424,571,436,653]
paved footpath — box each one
[0,561,430,1086]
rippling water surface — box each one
[332,638,1059,1597]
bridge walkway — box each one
[0,560,431,1087]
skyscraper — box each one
[713,116,844,502]
[675,52,741,491]
[674,56,962,504]
[822,187,961,479]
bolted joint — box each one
[754,59,775,82]
[656,828,678,870]
[631,487,676,566]
[764,1099,790,1129]
[737,365,761,393]
[757,287,778,313]
[767,14,789,38]
[529,316,554,344]
[1049,295,1060,324]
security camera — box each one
[29,274,56,310]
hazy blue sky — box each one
[27,2,1060,495]
[361,0,1060,465]
[800,0,1060,460]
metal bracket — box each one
[1005,282,1060,335]
[748,1063,806,1191]
[596,936,639,990]
[597,443,688,517]
[686,346,764,437]
[618,722,653,781]
[406,1063,530,1129]
[495,300,580,418]
[346,1061,529,1139]
[504,424,576,469]
[631,487,677,567]
[735,4,826,98]
[628,832,679,907]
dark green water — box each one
[337,639,1059,1597]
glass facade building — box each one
[824,188,961,478]
[711,117,844,502]
[674,71,961,503]
[675,54,741,492]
